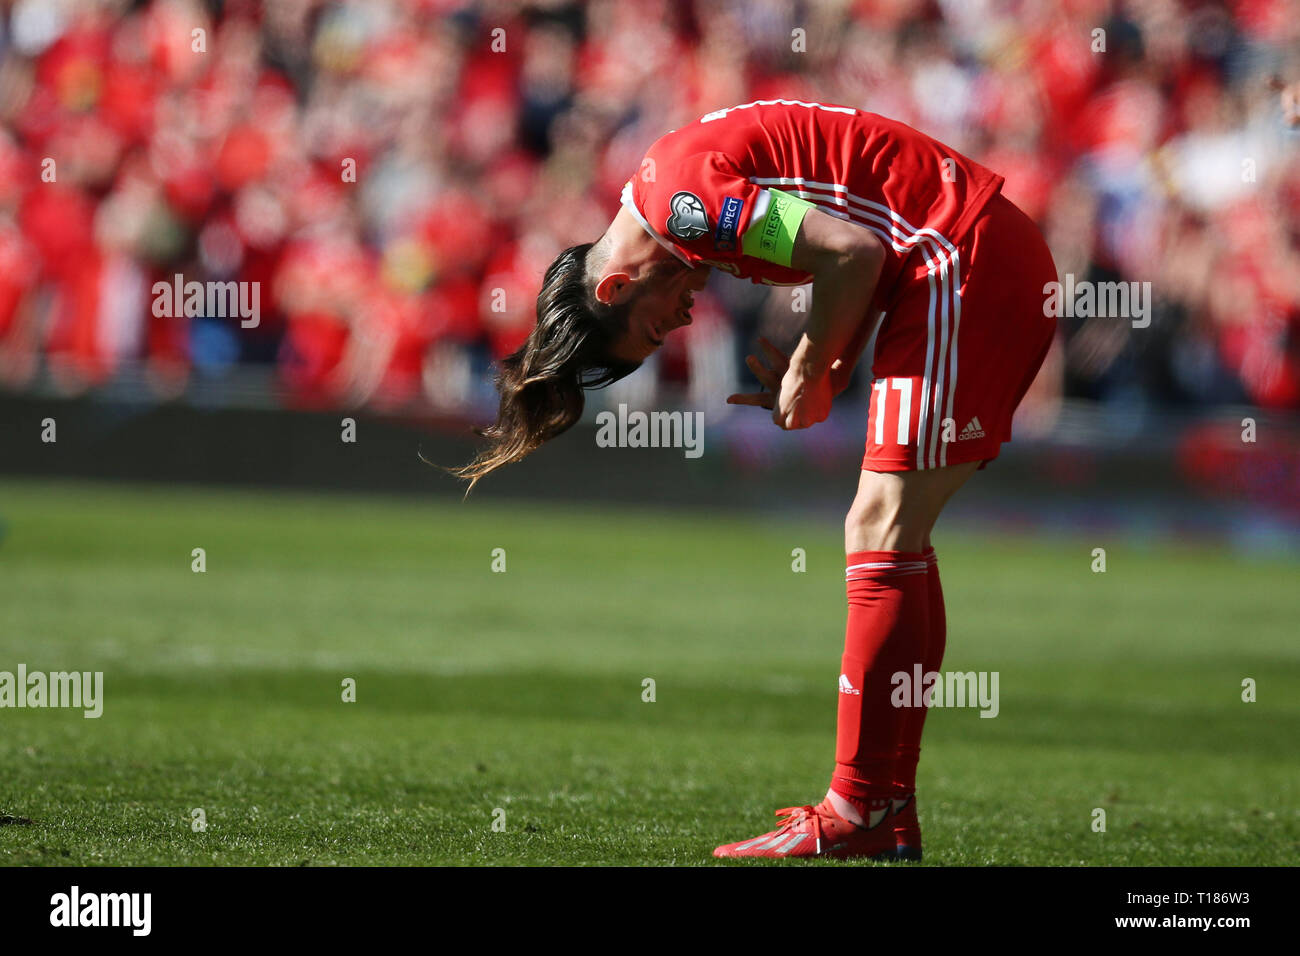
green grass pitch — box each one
[0,478,1296,866]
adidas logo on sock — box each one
[958,416,985,440]
[838,674,860,695]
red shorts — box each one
[862,192,1057,471]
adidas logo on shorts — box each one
[958,417,986,440]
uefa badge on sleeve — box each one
[666,191,709,240]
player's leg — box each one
[714,250,977,859]
[870,193,1057,858]
[825,461,977,833]
[891,530,944,859]
[714,194,1056,860]
[843,464,978,554]
[712,462,976,861]
[714,233,977,860]
[817,227,984,851]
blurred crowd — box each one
[0,0,1298,419]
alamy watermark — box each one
[0,665,103,718]
[50,886,150,936]
[1043,273,1151,329]
[889,666,1000,718]
[595,403,704,459]
[152,274,260,328]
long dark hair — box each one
[448,242,640,493]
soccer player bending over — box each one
[455,100,1057,860]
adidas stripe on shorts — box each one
[861,192,1057,472]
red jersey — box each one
[622,100,1005,296]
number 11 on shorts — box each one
[873,377,913,446]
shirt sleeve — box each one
[625,149,766,267]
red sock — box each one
[830,549,931,820]
[893,547,946,797]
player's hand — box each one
[726,336,789,411]
[727,336,840,428]
[773,363,833,430]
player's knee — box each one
[844,485,903,552]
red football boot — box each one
[892,794,922,861]
[713,799,897,859]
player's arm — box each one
[726,191,885,427]
[786,206,886,389]
[736,198,884,429]
[827,302,882,398]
